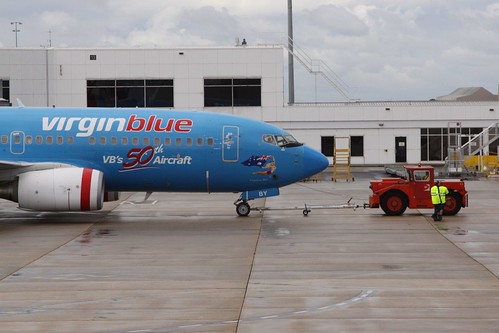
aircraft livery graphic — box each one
[42,114,193,137]
[241,155,276,175]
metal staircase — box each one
[446,122,499,174]
[283,37,357,102]
[461,122,499,157]
[461,122,499,173]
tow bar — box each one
[253,198,366,216]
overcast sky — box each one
[1,0,499,102]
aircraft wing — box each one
[0,161,75,181]
[0,160,35,170]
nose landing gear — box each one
[233,187,280,217]
[235,201,251,217]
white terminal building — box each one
[0,46,498,168]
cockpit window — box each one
[262,134,303,147]
[263,134,276,145]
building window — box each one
[204,78,261,107]
[420,128,447,161]
[87,80,115,107]
[87,79,173,108]
[422,129,439,161]
[420,127,485,161]
[322,136,362,157]
[116,80,145,107]
[1,80,9,104]
[321,136,334,157]
[146,80,174,107]
[351,136,364,157]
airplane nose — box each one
[303,146,329,178]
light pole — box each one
[288,0,295,105]
[11,21,22,47]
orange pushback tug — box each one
[369,165,468,216]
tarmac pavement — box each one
[0,169,498,332]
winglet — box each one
[16,98,25,108]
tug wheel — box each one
[380,191,408,216]
[443,192,462,215]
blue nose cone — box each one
[303,146,329,178]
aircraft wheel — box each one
[236,202,251,217]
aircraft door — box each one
[10,131,25,155]
[222,126,239,162]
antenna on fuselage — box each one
[16,98,25,108]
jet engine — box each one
[6,168,105,211]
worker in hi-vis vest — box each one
[431,181,449,221]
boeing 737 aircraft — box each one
[0,107,328,216]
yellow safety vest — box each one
[431,185,448,205]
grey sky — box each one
[1,0,499,102]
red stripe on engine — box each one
[80,168,93,211]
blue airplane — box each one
[0,107,329,216]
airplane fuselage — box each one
[0,107,328,212]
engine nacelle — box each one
[17,168,104,211]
